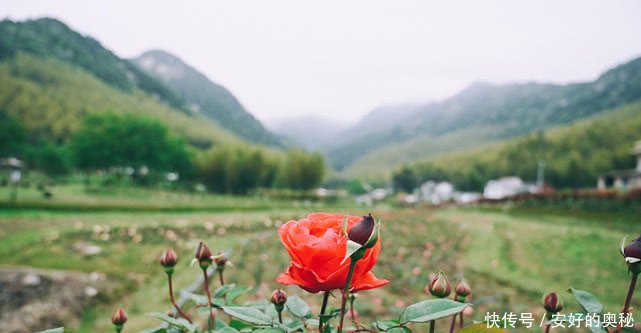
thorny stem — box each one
[202,268,216,332]
[430,320,435,333]
[337,259,358,333]
[319,290,330,332]
[167,274,193,323]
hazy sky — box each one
[2,1,641,124]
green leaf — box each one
[184,291,209,306]
[457,323,508,333]
[222,306,274,326]
[227,285,251,303]
[375,320,410,332]
[215,284,237,298]
[35,329,64,333]
[147,312,198,332]
[341,240,363,264]
[567,288,604,314]
[254,329,286,333]
[285,295,312,318]
[399,299,470,324]
[286,320,305,332]
[216,327,241,333]
[137,328,167,333]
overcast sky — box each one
[2,0,641,124]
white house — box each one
[483,176,534,200]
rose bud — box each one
[427,271,452,298]
[214,252,228,272]
[622,235,641,274]
[160,248,178,274]
[111,307,127,330]
[195,241,213,270]
[348,213,378,248]
[271,288,288,312]
[542,292,563,314]
[454,278,471,302]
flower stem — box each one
[337,259,358,333]
[349,294,356,321]
[544,324,551,333]
[430,320,435,333]
[615,273,638,333]
[202,268,216,332]
[622,273,638,315]
[167,274,193,323]
[449,315,456,333]
[278,311,283,324]
[459,313,464,329]
[319,290,330,332]
[218,270,225,286]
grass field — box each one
[0,185,639,332]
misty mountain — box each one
[266,115,350,150]
[131,50,283,147]
[330,56,641,177]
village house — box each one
[597,141,641,191]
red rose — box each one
[276,213,389,293]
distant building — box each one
[597,141,641,191]
[419,181,454,204]
[483,176,536,200]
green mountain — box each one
[396,100,641,191]
[331,56,641,178]
[0,18,184,109]
[131,50,282,147]
[0,18,244,148]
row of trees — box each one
[1,112,326,193]
[392,121,638,192]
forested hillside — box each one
[392,100,641,191]
[332,56,641,176]
[132,50,283,147]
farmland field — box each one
[0,186,638,332]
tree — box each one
[69,113,193,175]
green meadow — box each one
[0,185,637,332]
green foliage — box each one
[0,113,27,157]
[198,145,279,194]
[69,113,194,176]
[25,140,72,176]
[393,101,641,191]
[0,53,242,147]
[399,299,469,324]
[392,166,417,192]
[275,149,326,191]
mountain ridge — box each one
[131,49,283,147]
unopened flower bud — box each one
[454,278,471,302]
[160,248,177,274]
[542,292,563,314]
[195,242,213,270]
[622,235,641,275]
[111,307,127,328]
[348,213,377,248]
[271,289,287,312]
[214,252,228,272]
[427,271,451,298]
